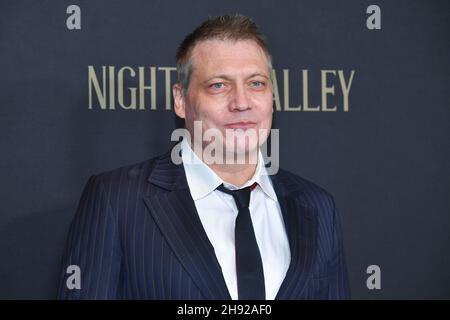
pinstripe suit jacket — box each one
[57,149,350,299]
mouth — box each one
[224,121,257,130]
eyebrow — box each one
[203,73,270,84]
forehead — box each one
[189,39,270,78]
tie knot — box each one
[216,183,256,209]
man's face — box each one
[173,39,273,161]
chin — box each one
[224,139,259,165]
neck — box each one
[209,162,257,187]
[185,138,259,187]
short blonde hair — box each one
[175,14,272,95]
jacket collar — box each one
[145,147,318,300]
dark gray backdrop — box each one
[0,0,449,299]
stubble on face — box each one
[182,39,274,165]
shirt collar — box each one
[181,138,277,202]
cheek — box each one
[256,97,273,127]
[197,97,228,123]
[185,102,224,131]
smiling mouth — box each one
[224,121,257,129]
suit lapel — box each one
[143,151,231,300]
[142,149,318,300]
[271,172,318,300]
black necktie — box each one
[216,183,265,300]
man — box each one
[58,14,350,300]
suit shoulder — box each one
[275,168,335,206]
[90,151,170,189]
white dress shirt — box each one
[181,138,291,300]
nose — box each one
[230,84,250,112]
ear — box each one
[173,83,186,119]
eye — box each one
[210,83,225,89]
[250,80,265,88]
